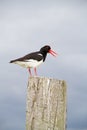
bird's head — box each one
[40,45,57,57]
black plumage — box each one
[10,45,57,76]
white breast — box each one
[13,59,43,68]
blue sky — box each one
[0,0,87,130]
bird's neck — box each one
[40,51,47,62]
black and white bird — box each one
[10,45,57,76]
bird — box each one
[10,45,57,76]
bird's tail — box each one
[9,60,15,63]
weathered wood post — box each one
[26,77,66,130]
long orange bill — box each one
[49,49,58,57]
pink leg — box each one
[28,68,32,76]
[34,68,37,76]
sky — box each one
[0,0,87,130]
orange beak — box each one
[49,49,58,57]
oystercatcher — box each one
[10,45,57,76]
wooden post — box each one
[26,77,66,130]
